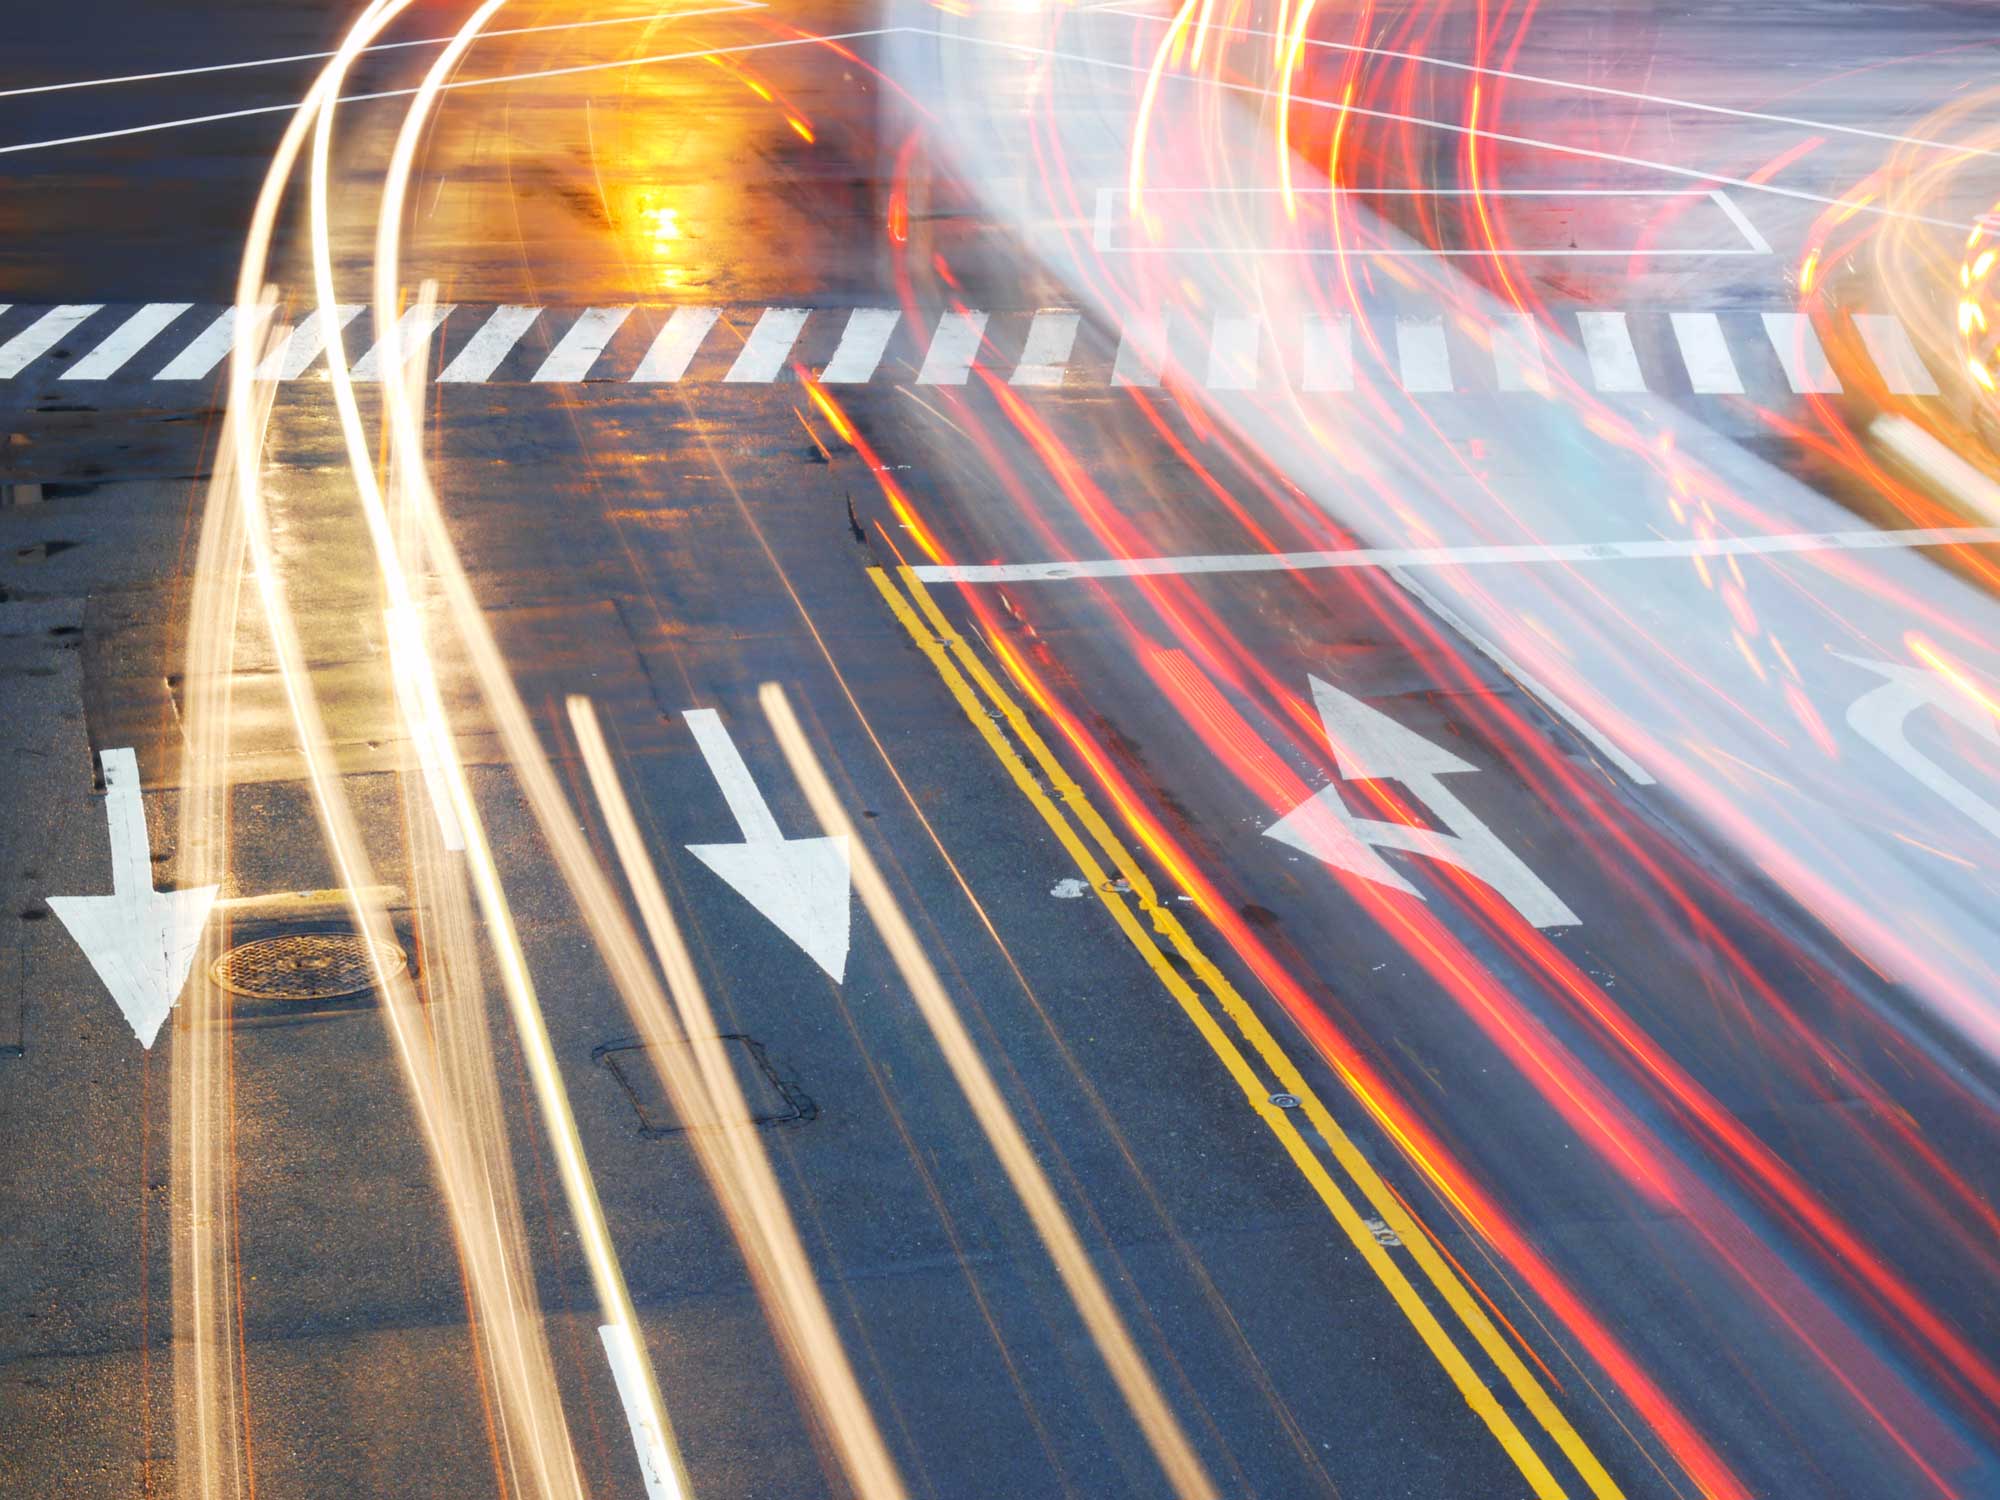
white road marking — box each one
[47,748,220,1049]
[1011,309,1080,386]
[910,523,2000,584]
[1396,316,1452,392]
[724,306,810,383]
[1265,675,1578,927]
[1839,654,2000,842]
[154,308,240,380]
[1206,314,1260,390]
[1112,315,1167,387]
[0,305,101,378]
[1761,312,1841,395]
[917,310,990,385]
[1871,413,2000,524]
[683,708,852,982]
[1301,315,1354,392]
[62,303,190,380]
[630,306,720,383]
[817,307,901,383]
[1670,312,1743,395]
[599,1322,686,1500]
[1491,314,1548,393]
[1707,189,1772,255]
[350,302,456,381]
[1575,310,1646,393]
[533,306,632,382]
[255,305,362,381]
[437,304,540,383]
[1854,314,1940,397]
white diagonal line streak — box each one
[256,305,362,381]
[725,307,809,382]
[438,305,540,383]
[631,306,720,382]
[916,310,989,385]
[63,303,191,379]
[1575,311,1645,393]
[351,302,456,381]
[817,308,900,383]
[0,305,102,377]
[1670,312,1742,395]
[1011,309,1080,386]
[534,307,632,381]
[155,308,240,380]
[1761,312,1841,394]
[1854,314,1938,397]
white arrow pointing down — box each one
[683,709,851,983]
[48,748,218,1048]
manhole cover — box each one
[208,933,405,1001]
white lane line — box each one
[533,306,632,382]
[0,305,102,378]
[61,303,191,380]
[724,307,809,383]
[438,305,541,383]
[1396,316,1452,392]
[1492,315,1548,393]
[1112,315,1167,387]
[255,305,362,381]
[630,306,720,383]
[1575,311,1646,393]
[1670,312,1743,395]
[910,524,2000,583]
[599,1323,685,1500]
[154,308,240,380]
[1854,314,1939,398]
[1762,312,1841,395]
[817,307,901,384]
[1708,190,1772,256]
[1205,314,1260,390]
[1011,309,1080,387]
[1301,315,1354,392]
[916,310,990,385]
[350,302,456,382]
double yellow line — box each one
[869,564,1628,1500]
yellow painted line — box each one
[875,564,1630,1500]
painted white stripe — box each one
[437,304,540,383]
[1395,316,1452,392]
[1762,312,1841,394]
[1205,314,1260,390]
[817,307,900,383]
[724,306,809,382]
[62,303,191,379]
[255,305,362,381]
[1670,312,1743,395]
[1491,315,1548,393]
[1011,309,1080,387]
[599,1323,685,1500]
[684,708,784,841]
[910,524,2000,584]
[916,310,989,385]
[154,308,240,380]
[534,306,632,382]
[1301,315,1354,392]
[630,306,719,383]
[0,305,102,378]
[1575,310,1646,392]
[1112,315,1167,387]
[1872,414,2000,524]
[1854,314,1939,397]
[350,302,456,381]
[1708,189,1772,255]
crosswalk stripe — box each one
[0,305,102,378]
[154,308,240,380]
[818,307,900,384]
[1853,313,1939,397]
[1575,311,1646,392]
[1206,315,1260,390]
[917,310,989,385]
[1670,312,1743,394]
[630,306,718,383]
[351,302,456,382]
[725,307,809,383]
[439,305,540,383]
[534,306,631,382]
[1112,316,1166,387]
[1762,312,1841,394]
[255,306,362,381]
[1492,314,1549,393]
[62,303,190,380]
[1011,310,1079,387]
[1395,316,1452,392]
[1301,315,1354,392]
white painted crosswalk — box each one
[0,299,1962,405]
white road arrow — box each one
[1838,653,2000,840]
[683,708,851,982]
[48,748,219,1048]
[1264,675,1578,928]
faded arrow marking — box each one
[684,709,852,982]
[48,748,219,1047]
[1839,653,2000,841]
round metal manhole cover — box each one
[208,933,406,1001]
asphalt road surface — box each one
[4,3,2000,1499]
